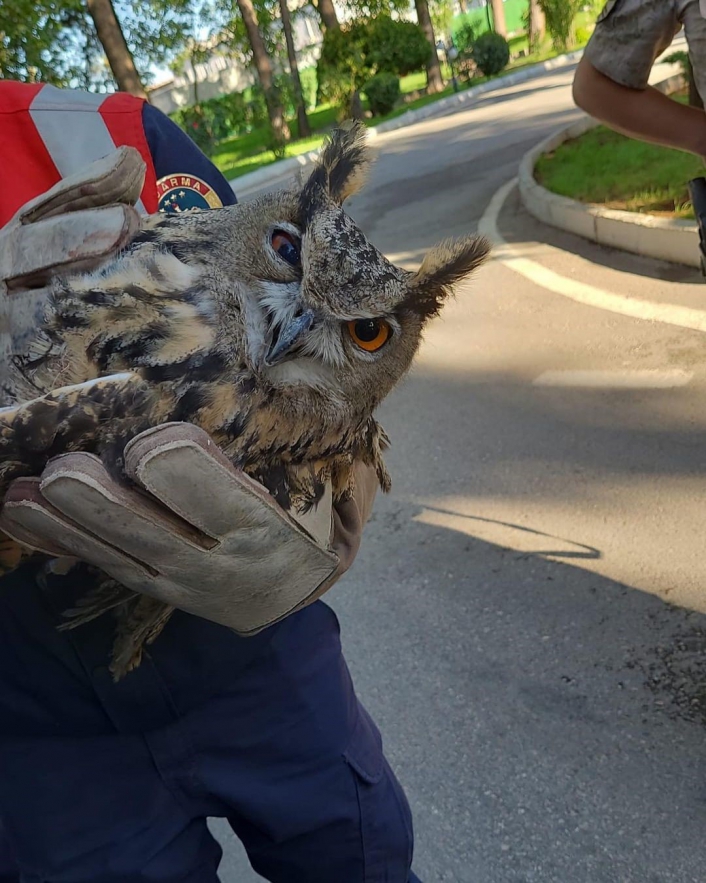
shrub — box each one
[317,16,428,113]
[364,72,401,116]
[471,32,510,77]
[172,104,215,154]
[171,89,260,154]
[317,22,369,107]
[453,20,476,56]
[366,16,430,77]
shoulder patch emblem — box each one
[157,174,223,213]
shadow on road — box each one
[332,491,706,882]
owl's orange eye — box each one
[346,319,391,352]
[271,229,301,266]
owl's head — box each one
[175,123,490,416]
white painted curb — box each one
[518,72,700,269]
[232,49,585,198]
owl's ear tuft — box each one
[302,121,372,210]
[404,235,491,319]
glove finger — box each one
[37,452,217,566]
[123,423,315,540]
[7,205,140,288]
[0,479,180,603]
[17,147,145,223]
[0,477,96,558]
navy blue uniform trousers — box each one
[0,562,420,882]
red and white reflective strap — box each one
[28,85,149,214]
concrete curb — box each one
[518,72,700,269]
[232,49,585,198]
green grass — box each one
[535,121,703,219]
[212,132,327,180]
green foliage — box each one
[471,31,509,76]
[453,20,476,56]
[538,0,583,52]
[573,25,592,46]
[664,50,689,76]
[171,86,262,154]
[1,0,200,89]
[340,0,409,16]
[367,16,430,76]
[0,0,100,86]
[317,15,429,112]
[429,0,454,44]
[363,71,400,116]
[317,21,369,105]
[169,68,319,155]
[299,66,318,109]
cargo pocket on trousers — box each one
[343,705,414,882]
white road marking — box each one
[533,369,694,388]
[478,178,706,333]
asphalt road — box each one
[214,57,706,883]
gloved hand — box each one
[0,145,145,574]
[0,148,376,624]
[0,424,377,633]
[0,145,144,367]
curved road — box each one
[217,60,706,883]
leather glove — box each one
[0,146,145,574]
[0,424,377,633]
[0,145,144,361]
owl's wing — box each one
[0,294,74,408]
[0,372,153,493]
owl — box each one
[0,122,490,673]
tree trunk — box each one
[85,0,147,99]
[458,0,467,12]
[312,0,339,31]
[278,0,311,138]
[490,0,507,37]
[236,0,290,146]
[528,0,545,51]
[414,0,443,94]
[190,53,199,106]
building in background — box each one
[149,4,324,115]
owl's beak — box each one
[265,309,315,366]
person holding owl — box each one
[0,82,422,883]
[573,0,706,160]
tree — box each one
[1,0,196,92]
[0,0,95,85]
[414,0,443,94]
[235,0,290,146]
[538,0,582,52]
[490,0,507,37]
[86,0,147,97]
[429,0,454,45]
[278,0,310,137]
[310,0,339,31]
[528,0,546,51]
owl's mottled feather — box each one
[0,123,490,674]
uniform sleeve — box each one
[141,103,237,207]
[584,0,681,89]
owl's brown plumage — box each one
[0,123,490,674]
